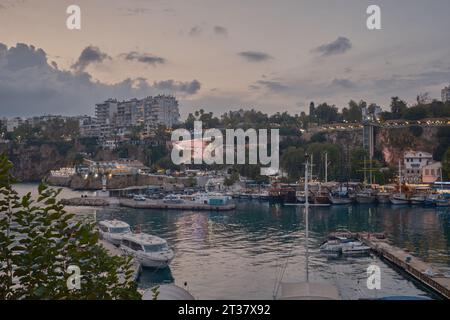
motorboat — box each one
[320,235,370,256]
[296,191,312,204]
[98,220,132,246]
[120,233,174,268]
[356,190,376,204]
[424,194,439,206]
[390,193,409,205]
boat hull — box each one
[356,195,376,204]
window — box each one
[425,169,430,175]
[130,241,143,251]
[144,244,168,252]
[110,227,130,234]
[431,169,435,175]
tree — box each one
[442,148,450,181]
[0,154,140,300]
[280,147,305,181]
[390,97,408,119]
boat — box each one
[390,160,409,205]
[120,233,174,268]
[98,220,132,246]
[258,190,271,201]
[390,193,409,205]
[313,190,331,206]
[163,194,184,204]
[296,191,312,204]
[376,192,390,204]
[435,195,450,207]
[356,190,376,204]
[424,194,439,206]
[409,194,426,205]
[320,235,370,256]
[328,188,353,205]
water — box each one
[12,184,450,300]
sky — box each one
[1,0,450,119]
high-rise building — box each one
[442,85,450,103]
[93,95,180,138]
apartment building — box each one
[403,151,434,184]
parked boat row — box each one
[98,220,174,268]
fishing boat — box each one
[296,191,312,204]
[120,233,174,268]
[313,191,331,205]
[356,190,377,204]
[328,191,353,205]
[409,194,426,205]
[98,220,132,246]
[390,160,409,205]
[390,193,409,205]
[424,194,438,206]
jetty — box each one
[119,198,236,211]
[358,233,450,300]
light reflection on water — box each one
[13,185,450,300]
[95,201,450,300]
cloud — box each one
[153,79,201,95]
[120,51,166,66]
[189,26,202,36]
[256,80,290,92]
[330,78,355,89]
[213,26,228,36]
[71,46,111,72]
[238,51,273,62]
[312,37,352,57]
[0,43,201,116]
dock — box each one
[119,199,236,211]
[358,233,450,300]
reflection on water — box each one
[12,185,450,299]
[93,200,450,300]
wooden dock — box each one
[119,199,236,211]
[358,233,450,300]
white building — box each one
[422,162,442,184]
[6,117,24,132]
[442,85,450,103]
[93,95,180,138]
[404,151,434,184]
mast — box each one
[304,158,309,282]
[324,151,328,184]
[399,159,402,195]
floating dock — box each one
[119,199,236,211]
[358,233,450,300]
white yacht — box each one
[320,236,370,256]
[120,233,174,268]
[98,220,132,246]
[390,193,409,205]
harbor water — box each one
[14,184,450,299]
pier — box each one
[119,199,236,211]
[358,233,450,299]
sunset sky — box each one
[1,0,450,118]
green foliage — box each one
[442,148,450,180]
[280,147,304,181]
[0,154,140,300]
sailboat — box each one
[435,168,450,207]
[275,158,341,300]
[390,160,409,205]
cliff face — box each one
[324,126,440,166]
[0,143,67,182]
